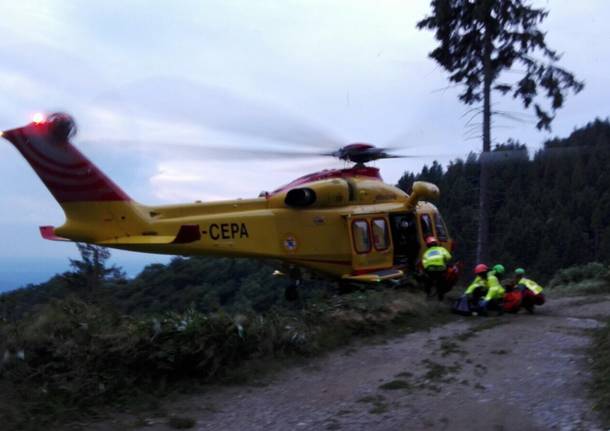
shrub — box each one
[591,319,610,426]
[548,262,609,288]
[0,289,443,428]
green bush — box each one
[549,262,610,289]
[591,319,610,426]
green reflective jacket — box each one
[422,246,452,271]
[520,277,544,294]
[465,275,487,295]
[484,272,505,301]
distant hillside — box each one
[0,258,72,293]
[399,118,610,281]
[0,255,334,320]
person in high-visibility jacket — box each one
[422,236,452,300]
[515,267,545,313]
[463,263,490,312]
[478,264,506,315]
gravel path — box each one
[91,295,610,431]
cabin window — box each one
[372,218,390,251]
[434,214,449,242]
[420,214,434,238]
[352,220,371,253]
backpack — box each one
[451,295,472,316]
[502,291,523,313]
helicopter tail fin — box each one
[2,113,149,242]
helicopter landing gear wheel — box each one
[284,284,299,301]
[285,268,302,302]
[284,268,301,302]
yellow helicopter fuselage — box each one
[3,115,452,284]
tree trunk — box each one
[476,22,493,264]
[476,159,490,263]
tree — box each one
[417,0,583,262]
[69,243,125,294]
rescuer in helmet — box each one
[476,264,506,315]
[421,236,453,300]
[463,263,490,313]
[514,267,545,313]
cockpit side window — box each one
[434,213,449,242]
[420,214,433,238]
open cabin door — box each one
[389,212,420,269]
[417,211,453,260]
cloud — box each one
[149,158,343,202]
[94,76,344,149]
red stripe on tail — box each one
[2,117,130,203]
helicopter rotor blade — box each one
[93,76,345,150]
[81,139,331,160]
[81,137,453,163]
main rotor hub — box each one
[331,143,395,165]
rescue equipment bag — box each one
[451,295,472,316]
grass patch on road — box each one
[454,318,509,342]
[167,415,197,429]
[368,402,389,415]
[421,359,461,382]
[357,394,385,403]
[378,379,411,390]
[437,338,467,357]
[357,394,390,415]
[591,318,610,426]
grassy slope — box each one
[546,262,610,297]
[0,289,451,430]
[591,319,610,426]
[548,263,610,426]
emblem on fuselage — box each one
[283,235,298,251]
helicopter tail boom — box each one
[2,114,150,242]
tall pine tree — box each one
[417,0,583,262]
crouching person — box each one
[477,264,506,316]
[515,268,545,313]
[453,264,490,316]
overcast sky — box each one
[0,0,608,290]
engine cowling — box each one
[275,179,351,208]
[285,187,317,207]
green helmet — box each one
[515,268,525,275]
[492,264,505,275]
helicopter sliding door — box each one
[389,213,420,268]
[349,215,394,273]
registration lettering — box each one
[203,223,249,240]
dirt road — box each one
[92,295,610,431]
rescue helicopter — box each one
[1,112,454,298]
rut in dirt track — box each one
[92,295,610,431]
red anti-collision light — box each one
[32,113,45,124]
